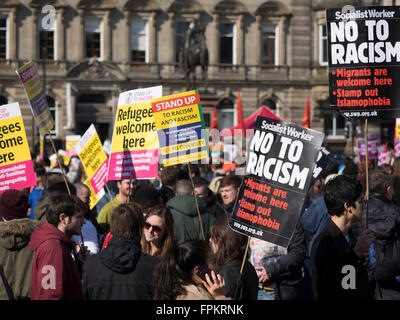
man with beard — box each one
[97,179,136,233]
[29,194,88,300]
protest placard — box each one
[39,135,44,160]
[107,86,162,181]
[378,144,387,166]
[356,133,379,160]
[249,237,287,270]
[66,135,81,157]
[16,61,54,135]
[49,150,70,168]
[83,178,105,210]
[151,90,209,166]
[0,102,36,193]
[326,6,400,119]
[395,137,400,158]
[75,125,108,195]
[310,144,337,187]
[229,117,324,248]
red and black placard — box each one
[326,6,400,119]
[229,117,324,248]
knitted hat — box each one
[0,189,29,221]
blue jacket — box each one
[28,186,44,220]
[300,195,330,257]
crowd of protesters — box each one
[0,147,399,300]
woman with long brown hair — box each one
[209,214,259,300]
[141,205,175,257]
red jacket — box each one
[29,222,83,300]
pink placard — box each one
[0,160,36,193]
[107,149,159,180]
[90,159,108,194]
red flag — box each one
[211,105,218,129]
[302,96,311,128]
[237,91,245,134]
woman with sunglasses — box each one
[141,206,175,257]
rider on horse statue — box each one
[179,19,209,90]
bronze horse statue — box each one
[179,20,209,91]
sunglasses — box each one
[144,222,162,234]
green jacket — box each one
[97,196,121,234]
[167,195,215,242]
[0,218,40,300]
[33,198,48,222]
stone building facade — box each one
[0,0,397,154]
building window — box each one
[219,23,234,64]
[218,98,234,129]
[0,17,7,60]
[176,22,190,63]
[261,97,278,115]
[131,19,147,63]
[261,25,278,65]
[324,112,345,138]
[47,96,57,137]
[39,15,55,60]
[319,24,328,65]
[85,18,102,59]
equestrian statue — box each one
[179,19,209,91]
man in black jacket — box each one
[82,203,159,300]
[255,222,307,300]
[366,170,400,299]
[311,175,375,299]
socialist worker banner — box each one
[327,6,400,119]
[107,86,162,181]
[75,125,108,195]
[151,90,209,166]
[229,117,324,248]
[0,102,36,192]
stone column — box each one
[236,15,243,65]
[8,7,17,60]
[255,16,262,65]
[167,12,175,63]
[63,82,76,131]
[278,18,285,66]
[148,11,156,63]
[102,10,111,61]
[31,8,38,59]
[123,11,131,63]
[208,13,219,74]
[55,8,64,61]
[77,9,85,61]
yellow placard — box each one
[163,150,209,167]
[0,115,31,166]
[161,139,206,155]
[111,102,159,153]
[153,104,201,130]
[84,178,101,210]
[79,133,108,178]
